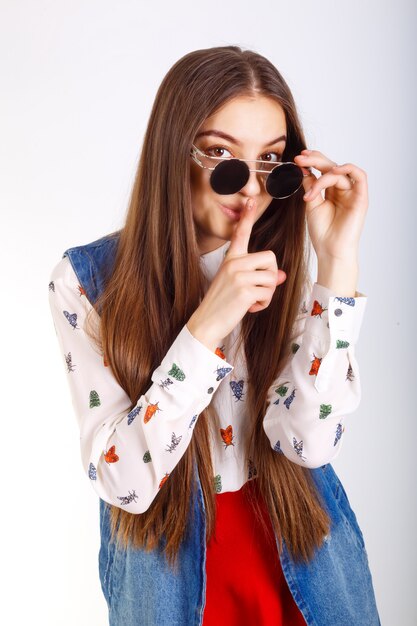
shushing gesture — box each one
[187,198,287,351]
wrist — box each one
[316,256,359,297]
[186,316,220,352]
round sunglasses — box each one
[190,144,312,199]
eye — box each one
[261,152,283,163]
[204,146,233,158]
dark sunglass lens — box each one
[266,163,303,199]
[210,159,249,195]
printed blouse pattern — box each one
[48,240,367,513]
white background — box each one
[1,1,415,624]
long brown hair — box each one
[87,45,330,571]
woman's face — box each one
[190,94,287,255]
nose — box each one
[239,164,264,197]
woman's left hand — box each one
[293,149,368,263]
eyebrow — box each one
[195,129,287,147]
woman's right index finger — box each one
[226,198,257,259]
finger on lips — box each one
[227,197,256,258]
[226,198,285,287]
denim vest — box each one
[63,233,381,626]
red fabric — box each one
[203,479,306,626]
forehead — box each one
[199,95,286,145]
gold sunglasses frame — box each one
[189,143,312,199]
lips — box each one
[220,204,244,213]
[219,202,243,222]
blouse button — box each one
[207,387,214,394]
[334,308,343,317]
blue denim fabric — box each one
[64,231,120,314]
[98,465,207,625]
[64,233,381,626]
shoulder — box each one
[48,256,87,307]
[62,230,121,259]
[52,230,122,306]
[62,230,121,273]
[49,255,78,290]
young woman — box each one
[48,46,380,625]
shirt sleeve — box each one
[48,256,234,513]
[262,281,368,468]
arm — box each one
[48,256,234,513]
[262,281,367,468]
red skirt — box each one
[203,479,306,625]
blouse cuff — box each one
[304,282,367,346]
[150,323,234,400]
[303,283,368,394]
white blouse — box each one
[48,239,367,513]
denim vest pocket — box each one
[322,464,366,552]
